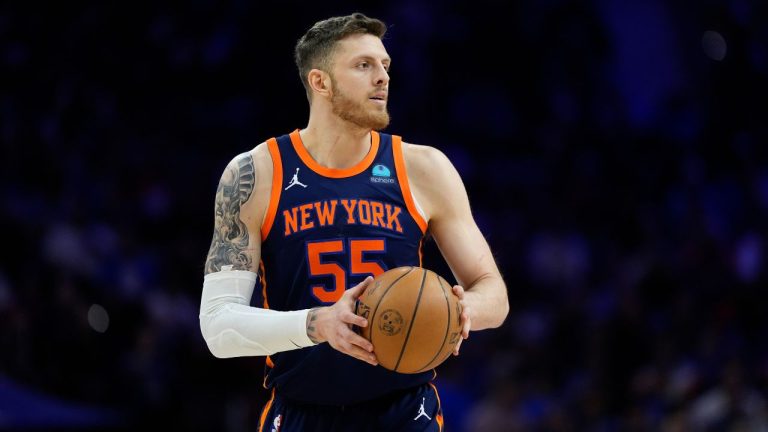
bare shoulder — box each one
[401,141,465,220]
[401,142,452,171]
[216,141,275,227]
[402,141,462,188]
[221,142,272,177]
[250,141,274,171]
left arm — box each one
[405,143,509,331]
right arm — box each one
[198,147,376,365]
[200,149,316,358]
[204,150,260,275]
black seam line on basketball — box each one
[394,268,427,372]
[416,272,451,372]
[369,266,416,349]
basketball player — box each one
[199,13,508,431]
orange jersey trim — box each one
[258,388,276,432]
[261,138,282,241]
[259,260,269,309]
[392,136,428,233]
[289,129,380,178]
[429,382,444,431]
[260,259,274,373]
[263,354,273,389]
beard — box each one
[330,76,390,130]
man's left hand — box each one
[452,285,471,356]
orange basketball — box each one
[355,266,463,374]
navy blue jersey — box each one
[255,129,432,405]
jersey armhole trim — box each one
[392,136,428,234]
[261,138,282,241]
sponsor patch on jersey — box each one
[371,164,395,183]
[372,164,391,177]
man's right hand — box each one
[306,276,379,366]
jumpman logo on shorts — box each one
[413,397,431,421]
[285,167,308,190]
[270,414,282,432]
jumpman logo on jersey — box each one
[413,397,431,421]
[285,167,308,190]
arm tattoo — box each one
[306,308,320,344]
[204,153,256,274]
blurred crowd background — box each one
[2,0,768,431]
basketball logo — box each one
[449,331,460,345]
[368,280,382,297]
[455,301,462,326]
[378,309,404,336]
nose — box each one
[374,63,389,86]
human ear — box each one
[308,69,331,97]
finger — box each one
[337,337,378,365]
[345,276,374,299]
[460,307,471,338]
[341,327,375,353]
[452,285,465,299]
[453,336,464,356]
[344,345,378,366]
[341,309,368,328]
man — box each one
[199,12,508,431]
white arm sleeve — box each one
[199,270,317,358]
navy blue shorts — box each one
[258,383,444,432]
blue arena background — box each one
[1,1,767,430]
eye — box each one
[357,62,370,69]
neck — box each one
[300,109,373,169]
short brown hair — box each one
[294,13,387,97]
